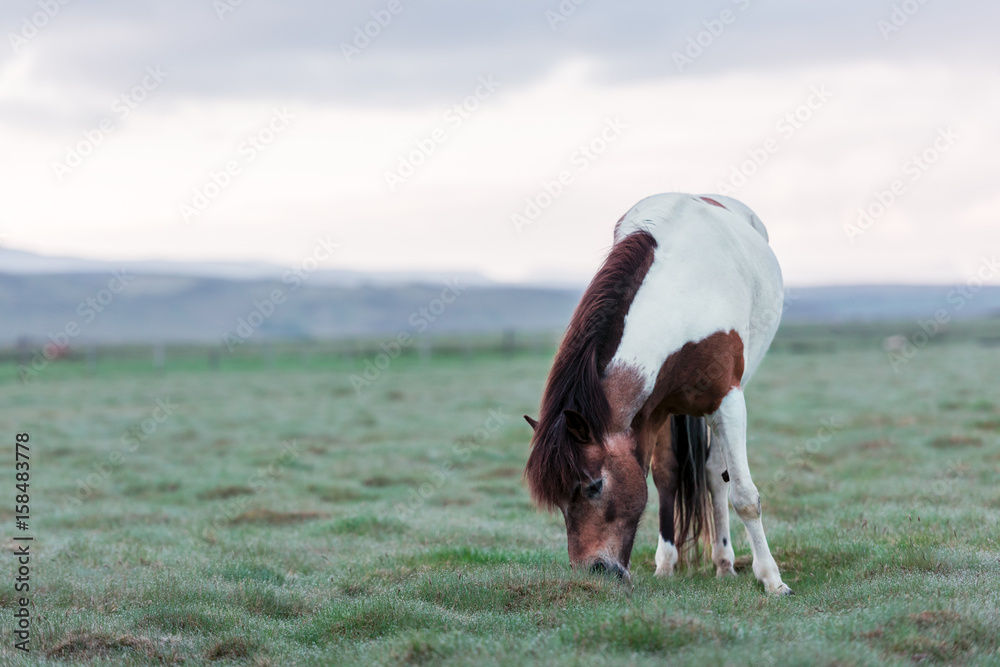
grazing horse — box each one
[524,193,791,595]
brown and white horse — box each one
[524,193,791,595]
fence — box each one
[0,330,563,380]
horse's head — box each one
[525,410,647,580]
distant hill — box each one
[0,273,579,345]
[779,285,1000,323]
[1,250,998,345]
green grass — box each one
[0,326,998,665]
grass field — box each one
[1,325,999,665]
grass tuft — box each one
[564,610,714,654]
[230,508,327,524]
[138,608,226,633]
[46,632,166,661]
[861,609,999,664]
[928,435,984,448]
[363,475,418,488]
[298,597,444,645]
[206,636,262,662]
[198,485,255,500]
[330,515,405,535]
[308,484,371,503]
[220,562,286,585]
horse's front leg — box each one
[708,388,792,595]
[651,419,678,577]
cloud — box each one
[3,0,997,116]
[0,0,997,285]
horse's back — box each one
[609,193,783,398]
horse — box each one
[523,192,791,595]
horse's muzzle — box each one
[590,560,629,581]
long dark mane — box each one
[525,231,657,508]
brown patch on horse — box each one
[643,330,745,419]
[602,364,658,471]
[699,196,728,210]
[603,362,647,433]
[524,231,657,509]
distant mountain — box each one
[1,250,998,345]
[779,285,1000,323]
[0,272,580,345]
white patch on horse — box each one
[611,193,783,407]
[654,534,679,577]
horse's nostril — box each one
[591,561,626,579]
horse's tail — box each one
[671,415,713,561]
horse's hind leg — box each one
[707,388,792,595]
[651,418,678,576]
[706,439,737,577]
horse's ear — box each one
[563,409,592,444]
[524,415,539,431]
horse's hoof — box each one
[768,583,794,596]
[715,561,737,578]
[655,537,678,578]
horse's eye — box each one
[585,479,604,499]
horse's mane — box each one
[525,230,657,508]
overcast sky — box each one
[1,0,997,285]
